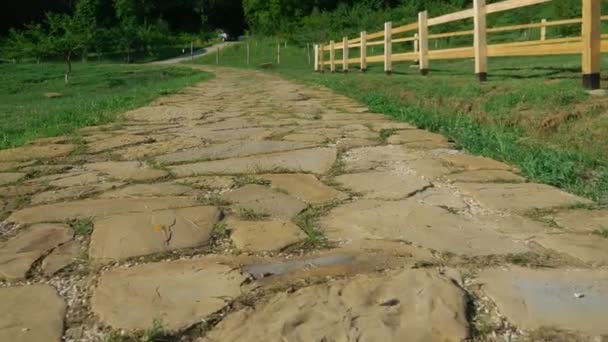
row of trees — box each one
[0,0,245,82]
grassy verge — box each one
[0,63,211,149]
[193,40,608,204]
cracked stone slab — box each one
[410,186,468,211]
[0,144,75,162]
[0,172,26,186]
[195,127,273,142]
[7,197,197,224]
[446,170,525,183]
[98,183,193,199]
[258,173,346,204]
[157,140,314,164]
[243,255,356,280]
[169,148,337,176]
[454,182,592,212]
[91,260,247,331]
[85,161,168,181]
[31,182,124,204]
[0,284,66,342]
[282,133,329,144]
[551,209,608,233]
[479,267,608,335]
[321,199,528,256]
[534,233,608,266]
[173,176,235,190]
[335,171,431,200]
[89,206,220,263]
[41,240,80,275]
[0,223,73,280]
[222,185,307,219]
[204,269,469,342]
[335,138,381,150]
[227,218,306,252]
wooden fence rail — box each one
[315,0,604,89]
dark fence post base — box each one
[583,73,600,90]
[477,72,488,82]
[421,69,429,76]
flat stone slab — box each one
[169,148,337,176]
[455,183,592,212]
[243,255,356,280]
[321,199,527,256]
[0,224,73,280]
[7,197,197,224]
[228,218,306,252]
[194,127,272,142]
[173,176,235,189]
[91,260,247,331]
[534,233,608,266]
[222,185,307,219]
[335,138,380,150]
[31,182,124,204]
[387,129,450,147]
[0,285,66,342]
[0,172,26,186]
[41,240,80,275]
[158,141,314,164]
[479,268,608,335]
[117,136,202,160]
[48,172,109,187]
[447,170,525,183]
[551,209,608,233]
[0,144,75,162]
[259,173,346,203]
[87,134,151,154]
[282,133,329,144]
[89,206,220,263]
[440,154,512,171]
[204,269,469,342]
[98,183,193,199]
[342,145,419,172]
[335,171,431,200]
[86,161,168,181]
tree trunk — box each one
[65,52,72,84]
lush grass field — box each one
[193,40,608,204]
[0,63,210,149]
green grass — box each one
[192,39,608,204]
[0,62,210,149]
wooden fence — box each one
[314,0,604,90]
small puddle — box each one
[243,254,355,280]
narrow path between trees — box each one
[0,66,607,341]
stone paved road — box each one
[1,66,608,341]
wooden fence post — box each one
[319,44,325,73]
[190,41,194,60]
[582,0,601,90]
[216,46,219,64]
[414,33,419,63]
[384,22,393,75]
[540,18,547,41]
[277,43,281,65]
[330,40,336,73]
[418,11,429,75]
[246,42,250,65]
[343,37,349,72]
[360,31,367,72]
[474,0,488,82]
[314,44,319,71]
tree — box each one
[46,13,86,83]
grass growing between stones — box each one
[293,204,336,250]
[0,63,210,149]
[193,44,608,204]
[233,175,271,187]
[237,208,270,221]
[68,218,94,236]
[592,228,608,239]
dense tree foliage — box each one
[1,0,600,65]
